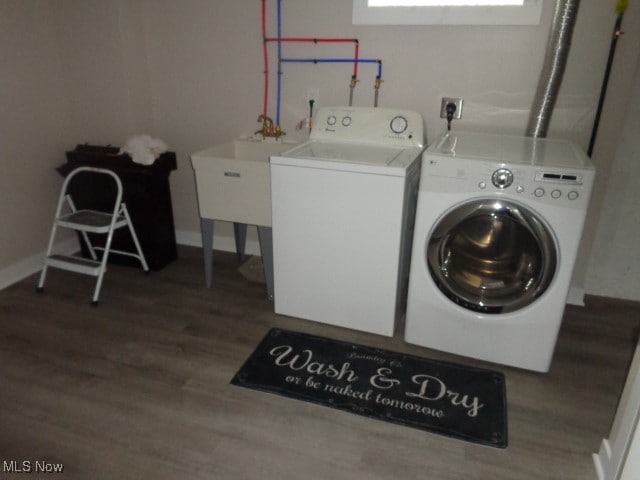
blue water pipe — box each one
[268,0,384,124]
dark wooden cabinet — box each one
[57,145,178,271]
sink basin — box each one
[191,138,296,227]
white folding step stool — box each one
[37,166,149,306]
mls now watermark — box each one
[3,460,64,474]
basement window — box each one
[352,0,543,25]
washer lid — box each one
[271,141,422,176]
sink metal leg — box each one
[202,219,269,298]
[201,218,214,288]
[233,222,247,263]
[257,226,274,301]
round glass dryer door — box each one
[426,199,557,314]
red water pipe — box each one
[261,0,269,118]
[260,1,379,124]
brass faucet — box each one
[255,114,285,139]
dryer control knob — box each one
[551,189,562,199]
[534,187,545,197]
[492,168,513,189]
[568,190,579,200]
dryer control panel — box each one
[492,168,514,189]
[478,166,587,204]
[423,131,596,210]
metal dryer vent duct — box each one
[526,0,581,138]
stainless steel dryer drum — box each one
[404,131,595,372]
[427,199,557,314]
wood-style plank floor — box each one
[1,246,638,479]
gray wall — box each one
[586,58,640,301]
[0,1,75,269]
[1,0,639,301]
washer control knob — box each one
[568,190,579,200]
[341,116,352,127]
[327,115,337,126]
[390,115,408,134]
[492,168,513,189]
[516,185,524,194]
[534,187,545,197]
[478,181,486,190]
[551,189,562,199]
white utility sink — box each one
[190,137,297,299]
[191,137,296,227]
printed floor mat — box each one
[231,328,508,448]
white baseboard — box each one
[175,229,262,256]
[593,453,605,480]
[0,230,262,291]
[179,227,586,306]
[567,287,586,306]
[0,237,79,291]
[593,439,611,480]
[0,231,590,303]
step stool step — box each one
[56,209,126,233]
[45,254,102,276]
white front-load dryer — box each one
[404,131,595,372]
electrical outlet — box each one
[306,88,320,104]
[440,97,463,119]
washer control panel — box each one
[312,106,424,149]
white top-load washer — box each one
[270,106,424,337]
[405,131,595,372]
